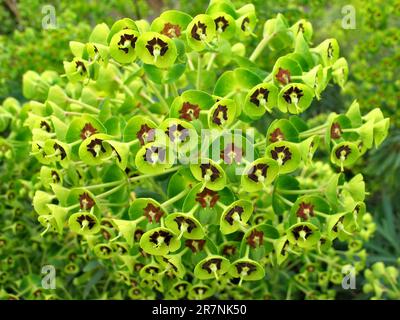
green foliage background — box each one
[0,0,399,298]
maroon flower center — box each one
[195,188,219,208]
[220,143,243,164]
[225,206,244,225]
[53,142,66,160]
[335,145,351,160]
[179,102,200,121]
[250,87,269,107]
[330,122,342,139]
[80,123,98,140]
[292,225,313,240]
[269,128,285,143]
[214,16,229,32]
[146,37,168,56]
[282,86,304,104]
[200,163,220,182]
[236,262,256,275]
[247,163,268,182]
[143,203,164,223]
[241,17,250,31]
[185,239,205,253]
[276,67,291,85]
[87,138,106,157]
[40,121,51,132]
[174,216,197,233]
[191,21,207,40]
[143,146,166,164]
[270,145,292,165]
[161,22,181,38]
[222,245,236,256]
[136,124,155,145]
[165,124,189,143]
[149,230,173,246]
[296,202,315,220]
[246,230,264,248]
[202,258,222,274]
[212,104,228,126]
[76,214,96,230]
[79,192,95,210]
[118,33,138,53]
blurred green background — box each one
[0,0,399,264]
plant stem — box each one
[249,33,275,62]
[196,54,202,90]
[161,188,189,208]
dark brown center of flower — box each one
[76,214,96,230]
[292,225,313,240]
[80,123,98,140]
[298,23,305,34]
[99,245,112,255]
[136,124,155,145]
[165,124,190,143]
[225,206,244,225]
[146,37,168,56]
[40,121,51,132]
[163,257,178,272]
[282,86,304,104]
[143,203,164,223]
[241,17,250,31]
[246,230,264,248]
[335,145,351,160]
[200,163,221,182]
[53,142,66,160]
[134,263,144,271]
[269,128,285,143]
[236,262,256,275]
[222,245,236,256]
[191,21,207,40]
[145,266,160,275]
[179,102,200,121]
[161,22,181,38]
[134,229,144,241]
[270,145,292,165]
[75,61,87,75]
[202,258,222,274]
[330,122,342,139]
[214,16,229,32]
[174,216,197,233]
[195,188,219,208]
[185,239,206,253]
[250,87,269,107]
[143,146,166,164]
[296,202,315,220]
[327,42,334,59]
[212,105,228,125]
[149,230,173,246]
[118,33,138,54]
[79,192,95,210]
[87,138,106,157]
[276,67,291,85]
[51,170,60,183]
[247,163,268,182]
[220,143,243,164]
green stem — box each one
[161,189,189,208]
[145,78,169,113]
[276,188,322,195]
[249,33,275,62]
[196,54,202,90]
[68,99,99,114]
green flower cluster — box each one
[1,0,394,300]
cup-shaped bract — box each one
[136,32,178,68]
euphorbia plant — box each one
[8,0,393,300]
